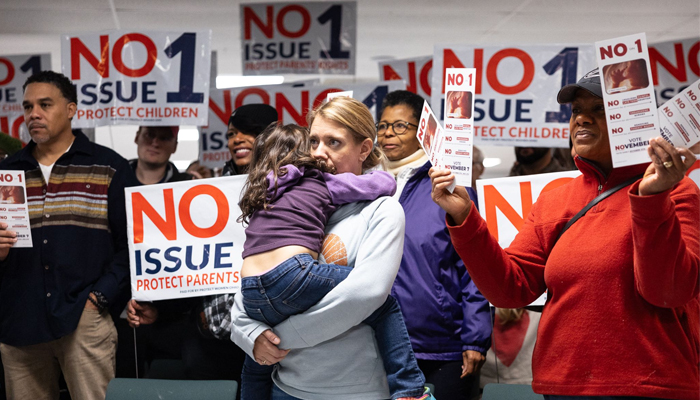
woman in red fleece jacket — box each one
[430,69,699,400]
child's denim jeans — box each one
[240,253,425,400]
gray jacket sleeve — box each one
[230,290,271,358]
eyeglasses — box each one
[141,130,175,143]
[376,120,418,137]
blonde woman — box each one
[231,98,431,400]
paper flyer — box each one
[596,33,659,168]
[658,77,700,149]
[0,170,32,248]
[417,101,456,192]
[416,100,445,169]
[443,68,476,187]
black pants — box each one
[115,313,246,381]
[417,359,480,400]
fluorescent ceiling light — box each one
[483,158,502,168]
[178,127,200,142]
[216,75,284,89]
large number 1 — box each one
[165,33,204,103]
[317,5,350,59]
[20,56,42,76]
[543,47,579,123]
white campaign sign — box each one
[326,90,352,101]
[649,37,700,105]
[596,33,659,168]
[0,53,51,143]
[126,176,246,301]
[378,56,433,100]
[241,2,356,75]
[199,81,405,169]
[432,44,596,148]
[61,30,211,127]
[476,171,581,306]
[658,77,700,148]
[443,68,476,187]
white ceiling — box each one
[1,0,699,176]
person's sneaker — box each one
[397,387,436,400]
[421,386,436,400]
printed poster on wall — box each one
[199,81,405,169]
[0,53,51,143]
[61,30,211,128]
[476,170,581,306]
[658,77,700,149]
[649,37,700,105]
[596,33,658,168]
[241,2,356,75]
[432,44,595,148]
[379,56,433,100]
[0,170,32,248]
[443,68,476,187]
[126,176,246,301]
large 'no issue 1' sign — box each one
[0,53,51,143]
[241,2,357,75]
[432,44,596,148]
[61,30,211,127]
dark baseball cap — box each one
[557,68,603,104]
[228,104,278,136]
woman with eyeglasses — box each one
[377,90,492,400]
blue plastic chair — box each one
[482,383,544,400]
[106,378,237,400]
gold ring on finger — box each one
[663,161,673,168]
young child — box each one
[237,124,434,400]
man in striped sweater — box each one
[0,71,137,399]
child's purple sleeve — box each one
[266,165,304,200]
[323,170,397,205]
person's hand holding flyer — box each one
[0,171,33,248]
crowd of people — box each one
[0,66,697,400]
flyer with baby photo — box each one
[596,33,659,168]
[417,100,445,169]
[0,170,33,248]
[658,77,700,149]
[443,68,476,187]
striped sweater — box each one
[0,130,138,346]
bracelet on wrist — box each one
[89,291,108,313]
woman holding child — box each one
[230,97,428,400]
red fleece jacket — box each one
[449,157,699,399]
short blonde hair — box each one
[307,97,385,171]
